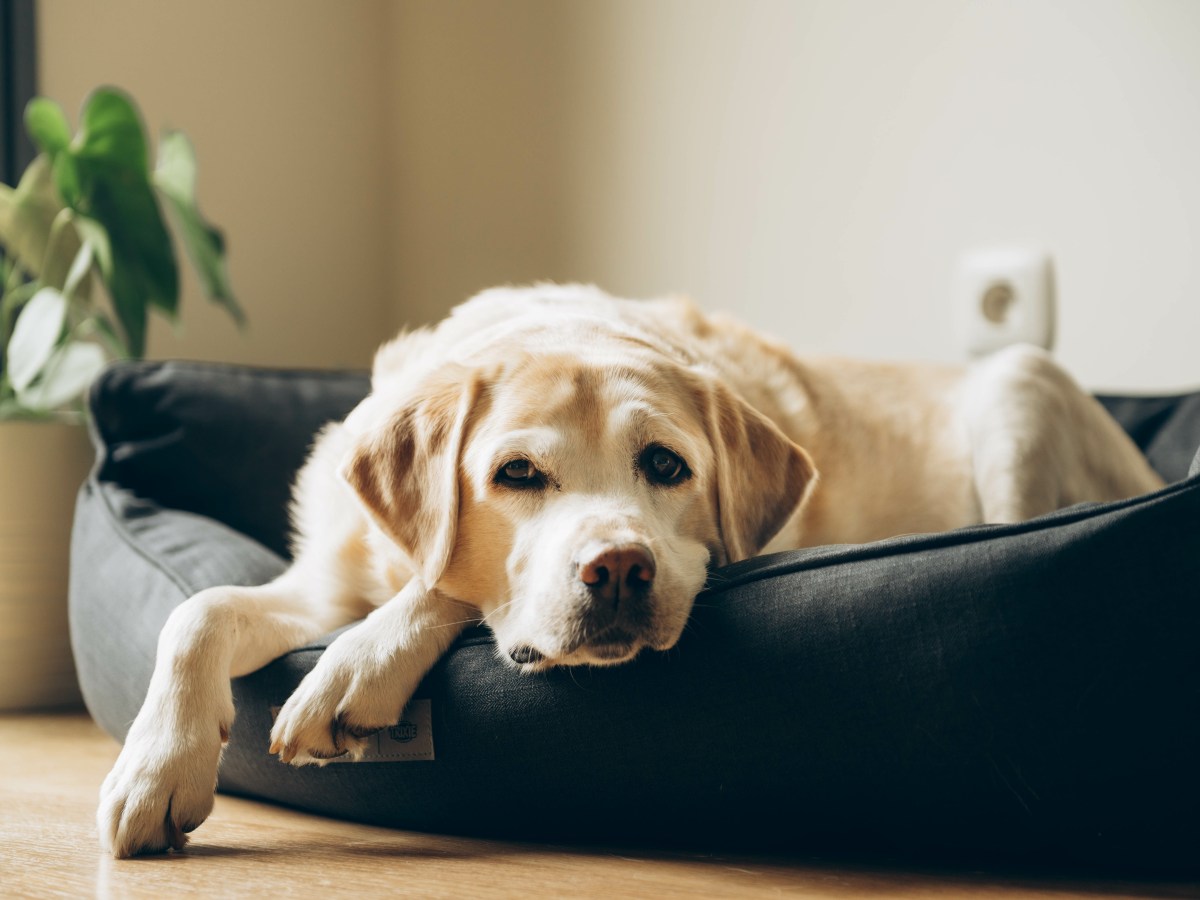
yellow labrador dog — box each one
[98,283,1163,857]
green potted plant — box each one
[0,86,241,709]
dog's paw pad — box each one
[269,657,403,766]
[269,700,354,766]
[268,715,374,766]
[97,732,220,858]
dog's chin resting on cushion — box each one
[97,283,1164,857]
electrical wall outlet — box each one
[954,248,1056,357]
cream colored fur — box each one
[98,284,1164,857]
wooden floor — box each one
[0,712,1195,899]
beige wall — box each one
[383,0,576,327]
[38,0,392,369]
[387,0,1200,391]
[39,1,1200,390]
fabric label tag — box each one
[269,698,434,762]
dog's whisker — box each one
[567,668,585,691]
[478,598,518,627]
[433,617,482,630]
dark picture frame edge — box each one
[1,0,37,188]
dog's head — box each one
[341,331,815,670]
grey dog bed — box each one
[70,360,1200,868]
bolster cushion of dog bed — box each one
[69,360,1200,867]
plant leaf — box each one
[153,131,243,323]
[75,88,149,172]
[94,314,127,358]
[151,130,196,198]
[62,238,94,301]
[70,218,117,354]
[24,98,71,156]
[64,88,178,353]
[52,151,83,210]
[0,185,13,236]
[106,263,150,356]
[0,155,65,277]
[7,287,67,392]
[77,312,127,359]
[73,214,114,276]
[15,341,106,411]
[39,208,84,292]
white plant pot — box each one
[0,420,93,710]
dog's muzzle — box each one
[506,542,658,666]
[577,542,655,608]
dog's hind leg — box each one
[962,344,1164,524]
[96,571,364,858]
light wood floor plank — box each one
[0,712,1194,898]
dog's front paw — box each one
[97,718,224,858]
[269,633,409,766]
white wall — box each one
[388,0,1200,391]
[38,0,392,369]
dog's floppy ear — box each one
[704,380,817,565]
[340,369,478,587]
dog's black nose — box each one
[508,645,544,665]
[578,543,656,608]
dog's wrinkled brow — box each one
[611,405,707,472]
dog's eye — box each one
[641,445,690,485]
[496,458,542,488]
